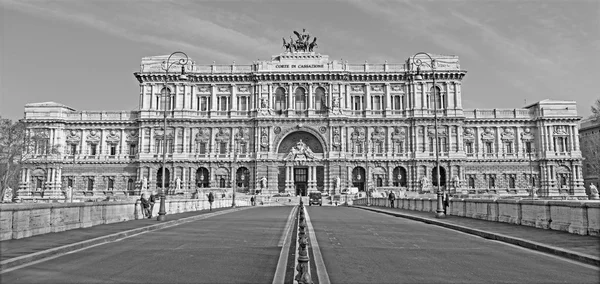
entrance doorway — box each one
[294,167,308,196]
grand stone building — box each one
[579,117,600,192]
[17,36,588,200]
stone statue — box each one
[176,177,181,190]
[589,184,599,200]
[333,176,340,194]
[142,177,148,190]
[420,176,430,191]
[260,176,267,189]
[2,188,13,203]
[452,175,461,190]
[64,186,73,202]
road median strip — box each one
[351,205,600,267]
[0,207,251,272]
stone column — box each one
[210,84,217,112]
[288,83,293,110]
[345,84,350,110]
[231,84,237,113]
[365,83,371,112]
[308,83,313,110]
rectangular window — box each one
[356,143,363,154]
[505,142,513,154]
[525,141,532,153]
[220,142,227,154]
[67,178,73,187]
[219,97,228,111]
[485,142,493,154]
[90,144,97,156]
[352,96,361,110]
[398,141,404,153]
[129,144,136,155]
[394,96,401,110]
[372,96,381,110]
[70,144,77,155]
[240,97,248,111]
[198,142,206,154]
[199,97,209,111]
[110,145,116,156]
[87,178,94,191]
[108,178,114,190]
[466,142,473,154]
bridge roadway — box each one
[1,205,599,283]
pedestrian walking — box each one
[140,193,151,218]
[149,193,157,218]
[443,191,449,215]
[388,191,396,208]
[208,192,214,211]
[250,196,255,206]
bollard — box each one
[296,205,313,284]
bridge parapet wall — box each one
[354,197,600,236]
[0,197,249,241]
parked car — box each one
[309,192,322,206]
[273,192,291,197]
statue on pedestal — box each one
[420,176,430,192]
[452,176,461,191]
[142,177,148,191]
[2,188,13,203]
[589,184,599,200]
[260,176,267,189]
[64,186,73,202]
[176,177,181,191]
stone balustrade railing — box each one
[0,197,249,241]
[354,197,600,236]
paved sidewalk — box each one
[352,205,600,267]
[0,206,247,271]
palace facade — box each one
[17,47,588,200]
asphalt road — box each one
[2,206,599,284]
[306,206,600,284]
[1,206,294,284]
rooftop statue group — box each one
[282,29,318,53]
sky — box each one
[1,0,599,121]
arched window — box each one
[196,168,210,188]
[156,167,171,188]
[429,86,443,110]
[219,178,226,188]
[376,176,383,187]
[127,178,134,191]
[274,87,286,113]
[509,176,515,189]
[314,87,326,110]
[468,176,475,189]
[295,87,307,111]
[87,178,94,191]
[107,178,114,190]
[160,87,173,111]
[488,176,495,189]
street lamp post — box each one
[365,139,370,206]
[528,149,537,199]
[157,51,189,222]
[412,52,445,218]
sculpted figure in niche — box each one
[260,176,267,189]
[2,188,13,203]
[176,177,181,190]
[452,175,461,190]
[420,175,430,190]
[589,184,599,200]
[142,177,148,190]
[334,176,341,193]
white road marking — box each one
[272,206,297,284]
[304,207,331,284]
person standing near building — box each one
[149,193,157,218]
[208,192,214,211]
[443,191,450,215]
[388,191,396,208]
[140,193,151,218]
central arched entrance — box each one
[277,130,324,196]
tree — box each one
[592,98,600,120]
[0,117,59,199]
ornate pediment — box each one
[284,139,316,161]
[195,128,210,142]
[351,127,366,142]
[500,128,514,141]
[463,128,475,141]
[235,127,250,141]
[371,127,385,142]
[553,125,568,136]
[215,128,230,142]
[392,127,406,142]
[65,130,81,144]
[86,130,101,143]
[105,130,120,145]
[126,130,138,142]
[428,127,447,137]
[521,128,534,141]
[481,128,495,142]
